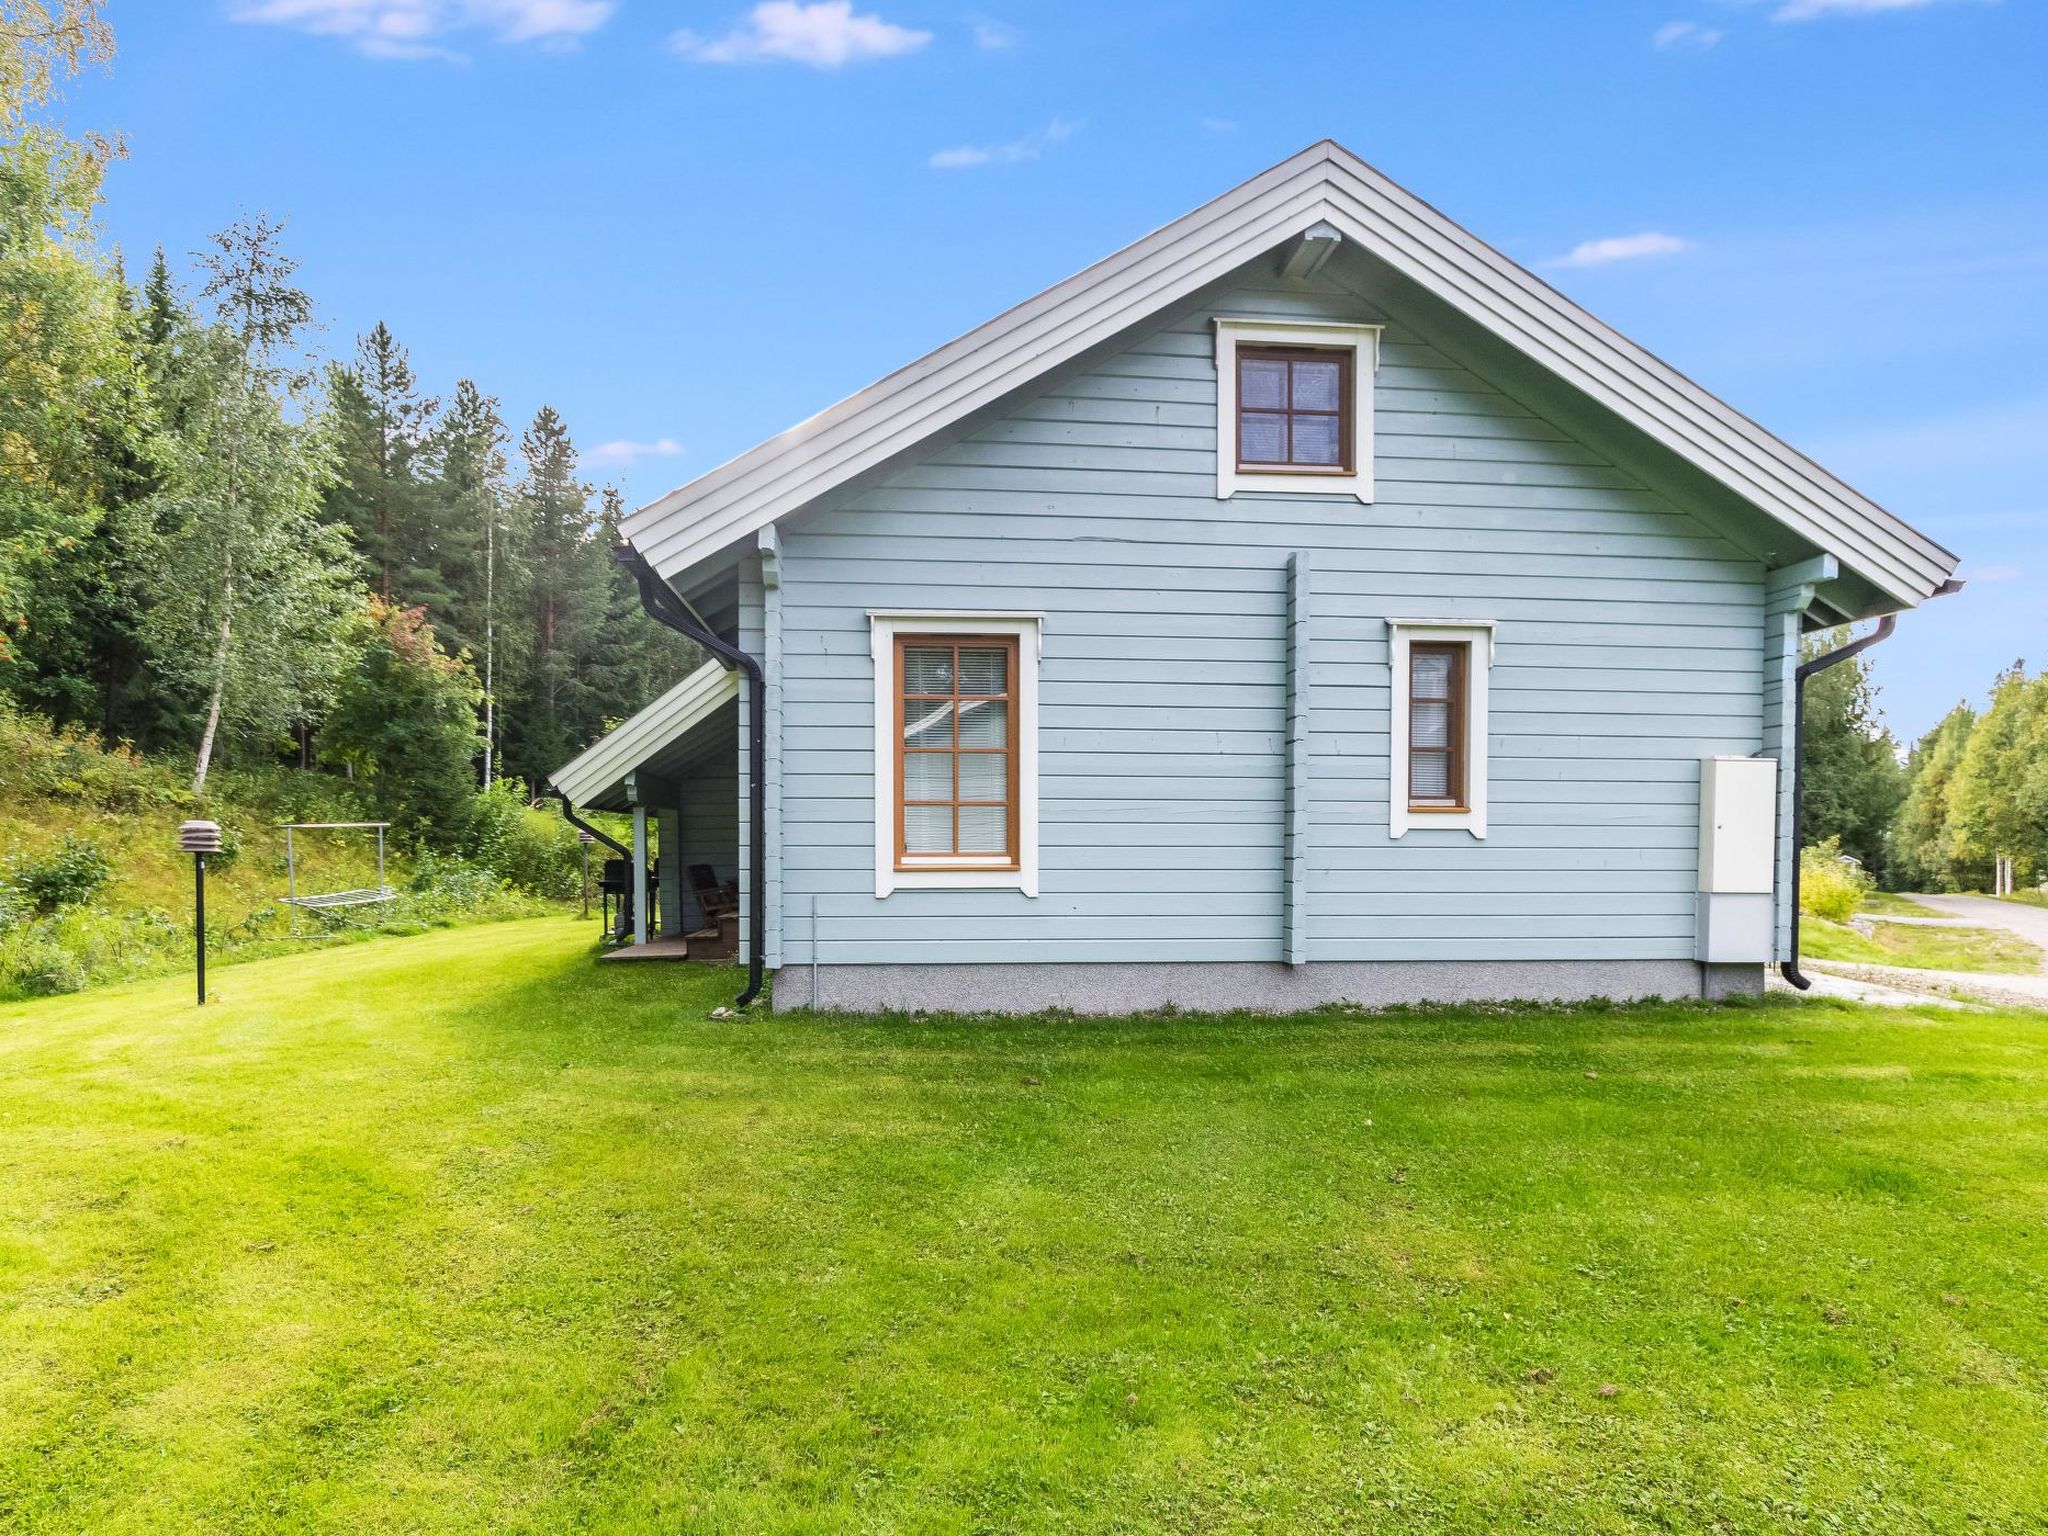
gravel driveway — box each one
[1807,892,2048,1008]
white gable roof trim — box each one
[549,659,739,807]
[622,141,1955,608]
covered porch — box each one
[548,661,743,961]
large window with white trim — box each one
[896,634,1019,868]
[870,613,1040,897]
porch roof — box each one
[548,660,739,812]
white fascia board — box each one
[622,142,1957,607]
[1309,178,1952,605]
[549,660,739,806]
[622,161,1337,572]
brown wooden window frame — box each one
[895,633,1021,872]
[1235,344,1355,476]
[1407,641,1468,813]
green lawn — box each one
[1858,890,1943,918]
[1801,913,2043,973]
[3,919,2046,1534]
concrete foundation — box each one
[771,960,1766,1014]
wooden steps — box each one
[685,913,740,962]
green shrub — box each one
[466,784,581,899]
[1800,837,1872,923]
[8,836,113,915]
[1,920,90,996]
[402,850,551,926]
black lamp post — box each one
[178,820,221,1005]
[578,827,595,919]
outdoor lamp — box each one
[178,819,222,1006]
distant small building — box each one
[554,142,1958,1013]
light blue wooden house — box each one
[550,142,1960,1013]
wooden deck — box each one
[597,920,739,964]
[598,935,696,962]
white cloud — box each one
[672,2,931,67]
[1960,564,2022,583]
[928,115,1075,170]
[971,17,1018,49]
[1545,231,1695,268]
[1773,0,1962,19]
[228,0,612,58]
[588,436,685,466]
[1653,19,1723,47]
[1202,116,1238,133]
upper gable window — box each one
[1214,318,1381,502]
[1238,347,1352,473]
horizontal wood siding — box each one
[779,265,1764,967]
[679,711,741,933]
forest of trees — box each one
[1801,635,2047,895]
[3,4,2039,896]
[1,2,694,844]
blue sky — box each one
[70,0,2046,741]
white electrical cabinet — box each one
[1696,756,1777,964]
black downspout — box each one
[1779,614,1897,990]
[615,544,768,1010]
[552,790,629,859]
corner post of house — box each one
[630,797,650,947]
[625,768,676,948]
[1761,555,1836,962]
[1283,551,1312,966]
[758,527,784,971]
[656,805,683,936]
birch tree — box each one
[144,215,359,793]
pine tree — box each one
[426,378,518,781]
[324,321,437,601]
[588,483,700,725]
[141,242,178,352]
[502,405,607,787]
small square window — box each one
[1236,346,1353,474]
[1214,319,1379,501]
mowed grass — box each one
[1801,913,2043,974]
[1858,890,1943,918]
[2,920,2046,1534]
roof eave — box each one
[623,140,1958,608]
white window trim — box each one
[1388,618,1495,841]
[1213,317,1382,503]
[870,611,1041,898]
